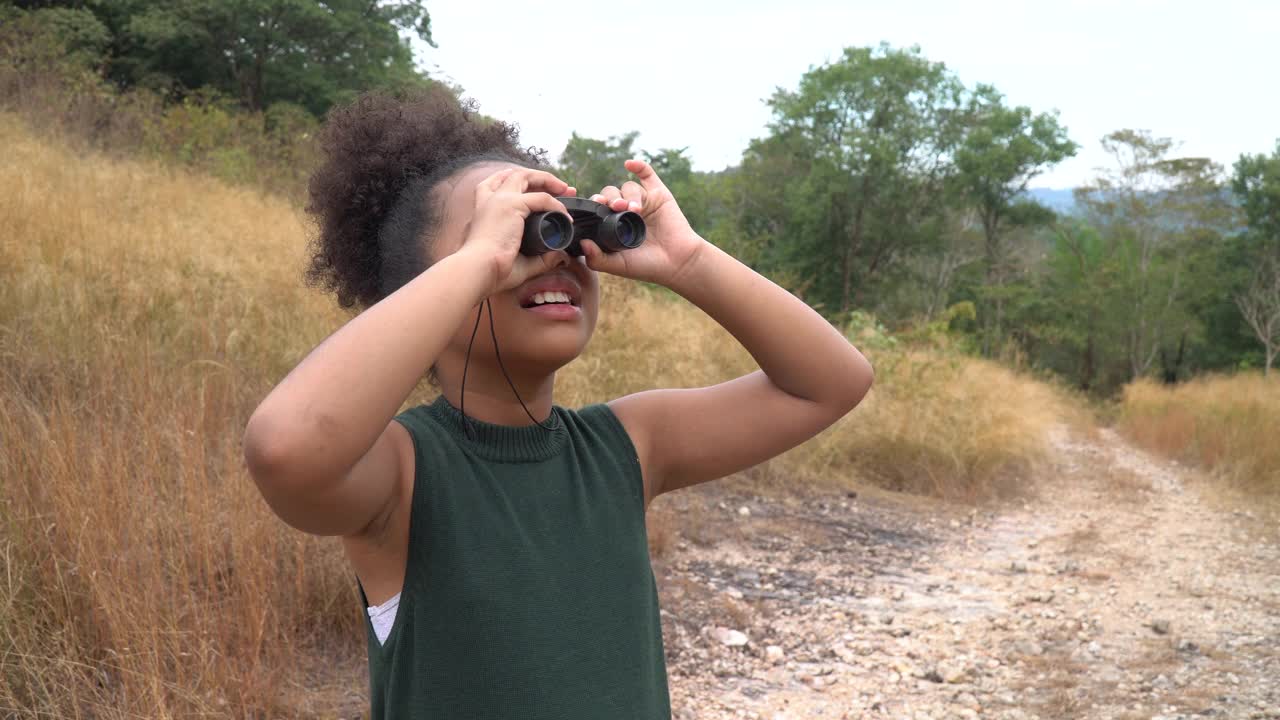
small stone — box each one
[711,627,749,646]
[737,506,751,517]
[1150,619,1171,635]
[765,645,785,664]
[937,660,967,683]
[1013,640,1044,656]
[1010,561,1028,573]
[831,643,856,663]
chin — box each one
[521,333,590,373]
[490,301,596,373]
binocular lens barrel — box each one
[599,213,645,251]
[521,212,574,255]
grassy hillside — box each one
[0,115,1081,717]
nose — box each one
[547,251,571,270]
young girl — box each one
[243,87,873,719]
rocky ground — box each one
[655,426,1280,720]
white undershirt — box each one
[367,591,401,646]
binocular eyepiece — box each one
[521,197,646,257]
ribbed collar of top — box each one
[425,394,568,463]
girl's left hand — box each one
[579,159,705,287]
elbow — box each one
[839,352,875,413]
[243,409,290,490]
[242,407,321,494]
[242,411,329,532]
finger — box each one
[483,167,518,191]
[578,239,625,275]
[476,168,517,204]
[590,184,630,213]
[588,193,630,213]
[497,167,570,196]
[564,186,578,197]
[624,159,667,193]
[621,180,645,211]
[518,191,571,218]
[591,185,623,206]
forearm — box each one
[245,250,490,483]
[667,239,873,406]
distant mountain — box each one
[1023,187,1076,214]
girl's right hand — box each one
[460,167,576,295]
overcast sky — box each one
[414,1,1278,189]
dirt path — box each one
[656,426,1280,720]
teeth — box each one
[530,291,572,306]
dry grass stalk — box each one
[1120,376,1280,497]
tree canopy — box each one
[8,0,434,115]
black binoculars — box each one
[521,197,646,257]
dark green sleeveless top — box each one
[357,395,671,719]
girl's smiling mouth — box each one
[517,272,582,319]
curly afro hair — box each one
[304,86,547,310]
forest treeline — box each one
[3,1,1278,393]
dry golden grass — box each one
[787,351,1082,501]
[0,115,1082,716]
[0,114,361,717]
[1119,376,1280,497]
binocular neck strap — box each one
[458,298,559,441]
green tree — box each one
[556,131,639,196]
[643,147,692,187]
[0,5,112,70]
[1231,142,1280,374]
[15,0,434,116]
[1075,130,1234,381]
[1034,221,1125,391]
[741,44,967,315]
[953,83,1077,355]
[1232,141,1280,256]
[642,146,718,233]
